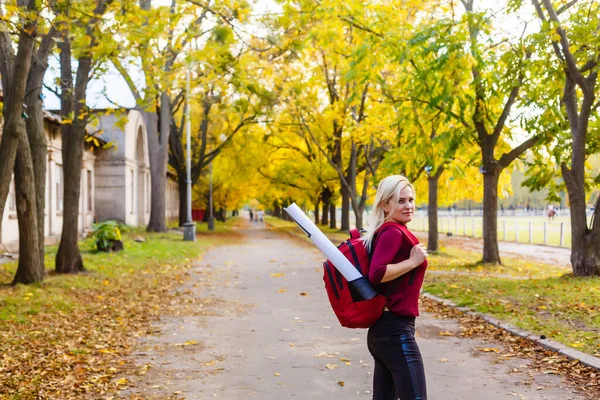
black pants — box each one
[367,312,427,400]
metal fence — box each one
[411,214,571,248]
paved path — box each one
[124,222,584,399]
[412,231,572,268]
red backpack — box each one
[322,223,402,329]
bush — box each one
[92,221,124,252]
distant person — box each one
[547,204,556,222]
[249,209,254,222]
[257,209,264,224]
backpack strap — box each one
[349,228,361,240]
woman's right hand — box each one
[409,243,428,267]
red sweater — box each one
[368,225,428,316]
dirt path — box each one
[121,221,584,399]
[412,231,572,268]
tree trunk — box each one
[564,165,600,276]
[145,108,166,232]
[25,71,49,265]
[55,30,96,274]
[569,197,600,276]
[314,198,320,224]
[340,186,350,231]
[329,203,336,229]
[354,204,363,230]
[55,123,84,273]
[0,26,37,231]
[482,168,501,264]
[12,128,45,284]
[321,187,331,225]
[177,172,187,227]
[273,201,281,218]
[427,170,443,252]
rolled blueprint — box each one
[284,203,378,300]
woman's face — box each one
[383,186,415,225]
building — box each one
[0,109,179,251]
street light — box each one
[183,65,196,241]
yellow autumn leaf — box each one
[481,348,500,353]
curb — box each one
[422,292,600,372]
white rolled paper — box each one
[284,203,362,282]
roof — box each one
[43,110,62,124]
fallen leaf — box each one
[325,364,338,370]
[481,347,500,353]
[338,381,345,387]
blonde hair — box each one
[363,175,414,251]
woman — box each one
[363,175,429,400]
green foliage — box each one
[91,221,122,251]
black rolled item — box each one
[348,276,378,300]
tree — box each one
[23,21,59,278]
[270,0,398,230]
[55,0,117,273]
[405,1,541,263]
[378,51,470,251]
[0,0,47,284]
[113,0,249,232]
[524,0,600,276]
[168,29,267,226]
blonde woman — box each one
[363,175,429,400]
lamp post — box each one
[183,65,196,241]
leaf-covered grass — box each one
[427,246,569,278]
[424,265,600,358]
[0,219,242,399]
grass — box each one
[426,246,569,278]
[423,246,600,358]
[0,218,242,399]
